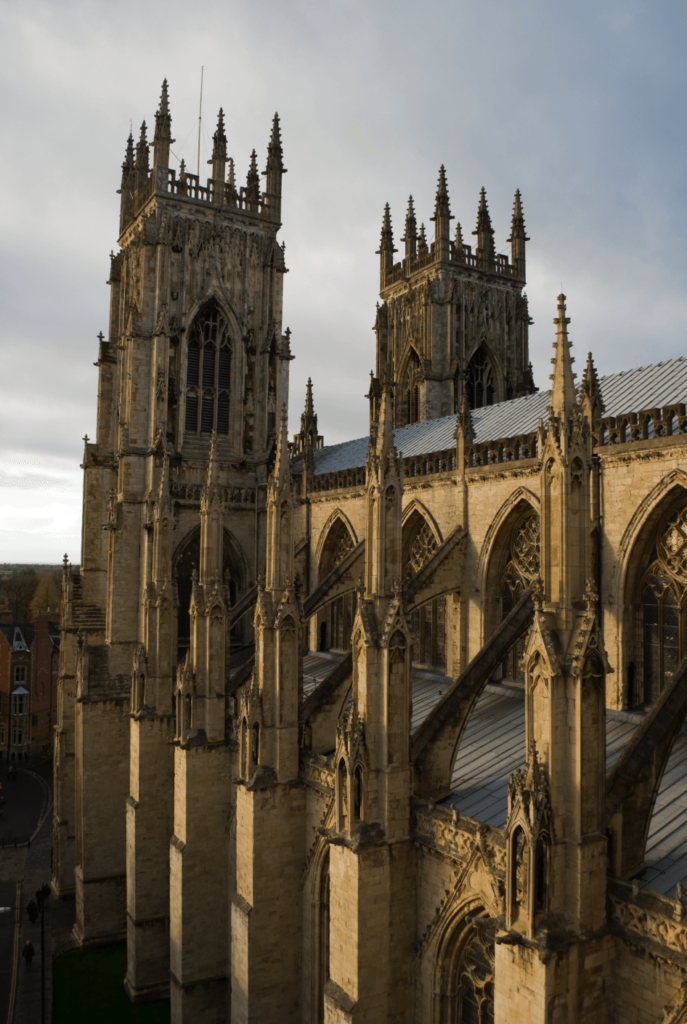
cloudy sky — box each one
[0,0,685,563]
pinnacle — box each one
[507,188,530,242]
[550,293,577,421]
[377,203,396,254]
[432,165,452,220]
[138,121,148,144]
[158,79,170,117]
[227,157,235,186]
[122,132,135,169]
[266,112,285,173]
[305,377,314,417]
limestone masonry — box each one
[52,81,687,1022]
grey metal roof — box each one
[295,356,687,477]
[303,650,348,699]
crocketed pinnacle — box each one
[272,404,290,487]
[305,377,314,418]
[507,188,529,243]
[122,132,135,171]
[580,350,603,420]
[136,122,149,171]
[266,112,285,173]
[455,380,475,444]
[227,157,236,187]
[431,165,452,222]
[418,222,428,256]
[401,195,417,257]
[454,222,465,260]
[246,149,260,204]
[473,187,495,265]
[377,203,396,255]
[213,109,227,160]
[155,80,171,132]
[550,294,576,422]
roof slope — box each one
[296,357,687,477]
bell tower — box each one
[52,80,291,1017]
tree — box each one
[29,572,62,621]
[1,570,38,624]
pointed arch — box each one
[615,473,687,707]
[403,506,445,669]
[465,340,502,410]
[314,509,359,579]
[401,498,443,544]
[397,344,422,426]
[430,893,496,1024]
[478,488,540,644]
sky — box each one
[0,0,685,563]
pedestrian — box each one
[22,940,34,970]
[26,900,38,924]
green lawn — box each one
[54,944,170,1023]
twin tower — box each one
[52,81,538,1023]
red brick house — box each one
[0,617,59,760]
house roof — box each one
[0,625,35,652]
[294,356,687,477]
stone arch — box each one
[403,506,445,669]
[478,488,540,646]
[614,472,687,706]
[315,509,358,582]
[402,498,442,544]
[431,899,495,1024]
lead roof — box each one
[294,356,687,477]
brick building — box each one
[52,81,687,1023]
[0,619,59,760]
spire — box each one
[135,121,150,192]
[264,113,286,222]
[304,377,314,419]
[550,294,576,422]
[376,203,397,279]
[153,79,173,171]
[473,187,495,269]
[431,165,453,261]
[296,377,322,455]
[580,350,603,424]
[211,108,227,186]
[418,222,428,257]
[246,148,260,210]
[401,195,417,260]
[507,188,529,278]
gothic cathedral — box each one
[53,82,687,1024]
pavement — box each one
[0,756,76,1024]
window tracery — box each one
[500,510,540,682]
[404,515,445,669]
[640,502,687,704]
[184,303,231,436]
[466,347,495,410]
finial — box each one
[580,350,603,422]
[401,195,417,258]
[473,186,495,267]
[266,112,285,173]
[246,148,260,206]
[122,132,135,170]
[431,165,452,221]
[305,377,314,417]
[418,223,428,256]
[376,203,397,268]
[550,294,577,422]
[97,331,105,344]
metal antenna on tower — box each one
[197,66,204,177]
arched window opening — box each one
[439,918,495,1024]
[319,519,355,652]
[184,694,192,733]
[639,503,687,706]
[140,674,146,707]
[337,758,348,831]
[251,722,260,766]
[466,348,496,410]
[353,766,364,821]
[499,510,540,682]
[319,621,328,652]
[402,351,421,426]
[535,835,549,913]
[241,718,248,778]
[184,303,232,436]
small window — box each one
[12,693,26,716]
[14,665,26,684]
[31,715,38,727]
[12,724,23,746]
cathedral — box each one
[52,81,687,1023]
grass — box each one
[54,944,170,1023]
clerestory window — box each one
[184,304,231,435]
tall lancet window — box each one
[466,347,495,409]
[184,303,231,435]
[402,350,421,426]
[500,510,540,682]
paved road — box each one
[0,760,52,845]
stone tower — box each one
[52,81,290,1010]
[375,173,534,426]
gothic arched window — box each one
[466,347,495,410]
[402,350,421,426]
[320,519,355,652]
[403,512,445,669]
[500,510,540,682]
[184,303,231,435]
[640,503,687,704]
[439,918,495,1024]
